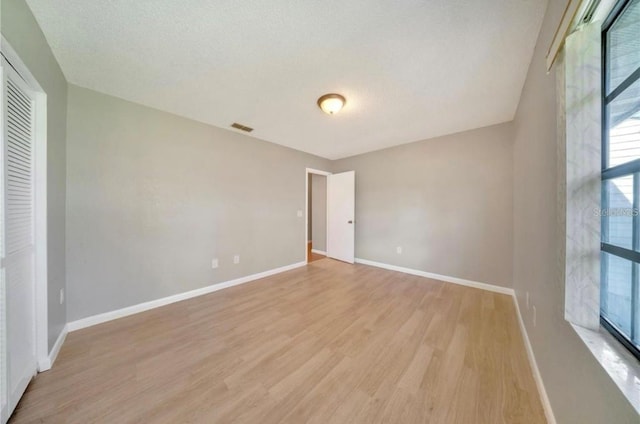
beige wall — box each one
[2,0,68,351]
[311,174,327,252]
[333,123,514,288]
[513,1,638,422]
[66,85,330,321]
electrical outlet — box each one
[60,288,65,305]
[532,306,537,327]
[396,246,402,254]
[233,255,240,264]
[211,258,218,269]
[297,210,303,217]
[526,292,530,309]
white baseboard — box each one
[512,295,556,424]
[311,249,326,255]
[38,324,68,372]
[67,261,307,332]
[354,258,514,295]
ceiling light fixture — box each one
[317,93,346,115]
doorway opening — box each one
[305,168,330,263]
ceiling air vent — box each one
[231,122,254,133]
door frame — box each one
[305,168,331,263]
[1,37,48,385]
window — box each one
[601,0,640,360]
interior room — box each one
[1,0,639,423]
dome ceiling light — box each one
[317,93,346,115]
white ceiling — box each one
[26,0,546,159]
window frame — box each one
[600,0,640,361]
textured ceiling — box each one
[26,0,546,159]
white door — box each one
[2,60,37,420]
[327,171,355,263]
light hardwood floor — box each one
[306,242,325,263]
[308,251,326,263]
[10,259,545,423]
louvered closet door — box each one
[3,62,37,418]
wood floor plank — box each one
[9,258,546,423]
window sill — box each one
[571,323,640,415]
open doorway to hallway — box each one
[306,170,328,263]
